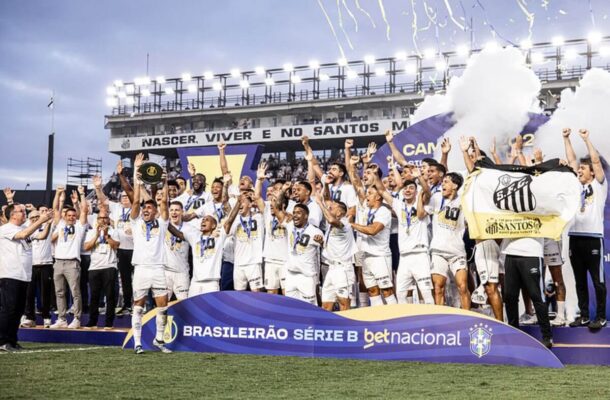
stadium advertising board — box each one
[123,292,563,368]
[108,119,409,151]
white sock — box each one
[422,291,435,305]
[132,306,144,347]
[369,295,383,306]
[358,292,369,308]
[155,306,168,342]
[557,301,565,319]
[384,294,397,305]
[351,284,358,308]
[406,296,414,304]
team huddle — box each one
[0,128,606,353]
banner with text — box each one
[122,292,563,368]
[109,119,410,152]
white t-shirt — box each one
[285,221,323,276]
[85,228,120,270]
[501,237,544,258]
[392,195,429,254]
[322,217,356,264]
[287,199,324,228]
[130,216,169,266]
[184,229,227,282]
[263,202,288,262]
[0,223,33,281]
[164,222,191,273]
[198,198,237,263]
[356,204,392,257]
[31,223,54,265]
[427,194,466,257]
[54,221,87,261]
[230,213,264,267]
[109,202,134,250]
[324,177,358,209]
[570,178,607,237]
[175,191,213,216]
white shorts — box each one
[354,251,365,268]
[165,270,190,300]
[321,263,355,303]
[264,260,286,290]
[430,253,467,279]
[396,252,433,295]
[188,280,219,297]
[544,239,563,267]
[284,270,318,306]
[474,240,500,284]
[362,254,393,289]
[234,263,264,291]
[133,265,168,301]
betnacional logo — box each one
[493,174,536,213]
[163,315,179,344]
[469,323,493,358]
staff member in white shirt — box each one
[0,203,53,352]
[22,208,55,328]
[83,211,120,329]
[50,186,88,329]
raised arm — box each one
[389,158,403,189]
[77,186,88,226]
[159,172,169,221]
[459,136,476,173]
[361,142,377,170]
[52,186,65,225]
[302,136,324,180]
[130,153,145,219]
[14,209,53,240]
[416,190,427,220]
[218,141,229,176]
[2,188,15,206]
[254,162,266,201]
[223,196,241,234]
[490,137,503,164]
[116,160,135,203]
[92,175,108,206]
[384,130,408,167]
[561,128,578,172]
[371,173,394,205]
[579,129,605,183]
[314,192,342,228]
[514,135,529,166]
[33,218,53,240]
[440,137,451,170]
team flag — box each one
[462,158,581,240]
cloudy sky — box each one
[1,0,608,189]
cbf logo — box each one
[469,323,493,358]
[493,174,536,213]
[163,316,179,344]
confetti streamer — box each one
[588,0,596,27]
[559,9,567,15]
[475,0,517,46]
[341,0,358,32]
[354,0,376,28]
[515,0,535,40]
[316,0,348,62]
[377,0,391,40]
[541,0,549,10]
[336,0,355,49]
[443,0,465,30]
[409,0,422,56]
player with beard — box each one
[175,163,212,217]
[129,153,171,354]
[564,128,607,329]
[163,201,191,301]
[348,153,397,306]
[423,172,471,310]
[285,181,323,228]
[278,203,324,305]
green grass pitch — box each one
[1,342,608,399]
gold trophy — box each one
[138,162,163,185]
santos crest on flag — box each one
[462,158,581,240]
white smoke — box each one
[535,68,610,163]
[412,46,541,171]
